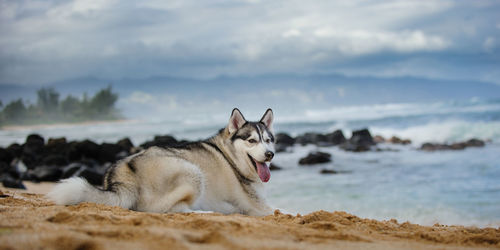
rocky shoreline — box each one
[0,128,487,190]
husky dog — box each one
[48,108,275,216]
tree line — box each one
[0,86,121,126]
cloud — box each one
[0,0,499,85]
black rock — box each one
[269,163,282,171]
[47,137,67,147]
[320,169,338,174]
[0,148,14,165]
[325,130,346,145]
[140,135,178,149]
[21,134,45,169]
[6,143,22,158]
[351,129,375,145]
[45,137,69,156]
[78,158,101,169]
[29,166,62,182]
[1,174,26,189]
[299,151,332,165]
[78,167,104,186]
[420,138,486,151]
[465,138,485,147]
[420,143,446,151]
[117,138,134,153]
[449,142,467,150]
[42,154,69,166]
[275,133,295,146]
[67,140,101,162]
[387,136,411,145]
[26,134,45,147]
[0,162,18,179]
[275,144,289,153]
[0,162,9,173]
[340,128,375,152]
[99,143,127,163]
[295,133,329,146]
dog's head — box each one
[226,108,275,183]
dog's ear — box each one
[260,108,273,131]
[228,108,246,134]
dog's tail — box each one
[47,177,135,209]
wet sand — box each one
[0,185,499,250]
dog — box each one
[48,108,276,216]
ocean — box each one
[1,98,499,227]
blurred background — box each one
[1,1,499,227]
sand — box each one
[0,185,499,250]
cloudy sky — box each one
[1,0,499,86]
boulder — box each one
[29,166,62,182]
[373,135,386,144]
[99,143,127,163]
[6,143,22,158]
[449,142,467,150]
[0,148,14,165]
[275,133,295,152]
[401,139,412,145]
[42,154,69,166]
[388,136,412,145]
[47,137,67,146]
[0,162,8,173]
[44,137,69,157]
[275,133,295,146]
[420,143,448,151]
[275,144,289,153]
[116,138,134,153]
[295,133,328,146]
[351,129,375,145]
[340,129,375,152]
[465,138,485,147]
[320,169,338,174]
[67,140,101,162]
[299,152,332,165]
[420,138,485,151]
[25,134,45,147]
[1,174,25,189]
[21,134,45,169]
[140,135,178,149]
[325,130,346,145]
[269,163,282,171]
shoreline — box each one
[0,188,498,249]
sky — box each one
[1,0,500,86]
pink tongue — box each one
[256,161,271,182]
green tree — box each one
[89,85,118,116]
[37,87,60,114]
[60,95,81,116]
[2,99,27,122]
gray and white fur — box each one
[47,108,276,216]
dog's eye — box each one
[248,139,257,143]
[265,139,271,143]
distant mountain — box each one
[2,74,500,107]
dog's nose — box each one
[265,151,274,161]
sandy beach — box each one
[0,183,498,250]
